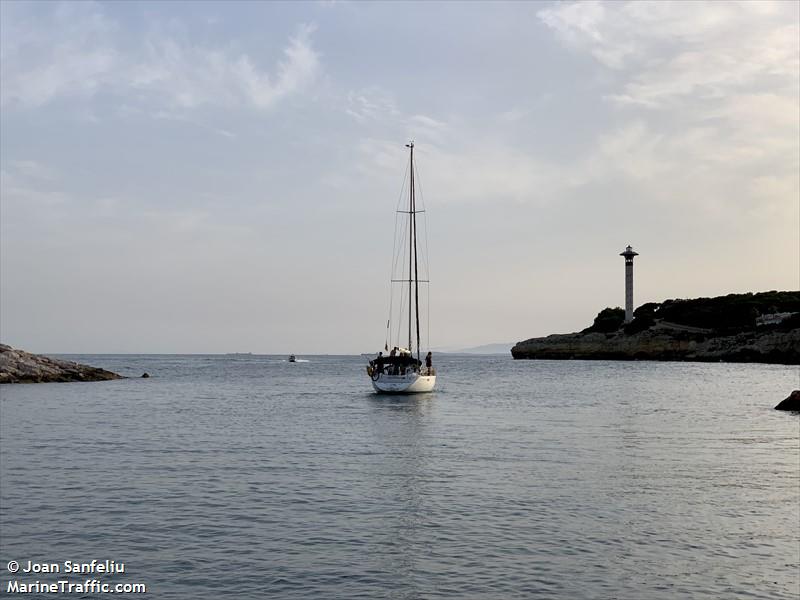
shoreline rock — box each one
[0,344,123,384]
[775,390,800,411]
[511,326,800,364]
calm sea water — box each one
[1,355,798,599]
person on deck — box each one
[425,351,432,371]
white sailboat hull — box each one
[371,372,436,394]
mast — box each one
[397,141,421,360]
[407,142,414,352]
[412,149,421,361]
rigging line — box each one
[386,162,410,349]
[422,218,430,302]
[427,283,431,353]
[393,212,409,280]
[394,209,409,318]
[413,157,432,352]
[394,214,409,349]
[415,159,431,288]
[393,262,406,349]
[386,248,395,350]
[391,164,410,284]
[395,277,407,349]
[386,205,399,348]
[392,218,408,277]
[384,159,408,349]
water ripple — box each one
[1,355,797,599]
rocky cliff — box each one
[512,292,800,364]
[0,344,123,383]
[512,327,800,363]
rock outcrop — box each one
[513,291,800,364]
[512,322,800,364]
[0,344,123,384]
[775,390,800,411]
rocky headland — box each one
[0,344,123,384]
[512,291,800,365]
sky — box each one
[1,0,798,354]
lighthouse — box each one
[620,245,638,323]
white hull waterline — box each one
[369,369,436,393]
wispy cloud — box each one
[0,4,320,111]
[341,1,795,215]
[6,160,57,181]
[130,23,319,110]
[0,2,119,107]
[151,110,236,138]
[355,136,565,206]
[538,0,799,108]
[0,158,250,242]
[535,0,798,216]
[345,87,400,123]
[538,0,636,69]
[1,161,70,234]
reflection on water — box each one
[367,395,432,594]
[0,355,797,600]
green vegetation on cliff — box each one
[586,291,800,336]
[583,307,625,333]
[642,291,800,332]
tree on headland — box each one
[580,292,800,336]
[645,291,800,333]
[624,302,659,334]
[583,307,625,333]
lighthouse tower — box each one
[620,245,639,323]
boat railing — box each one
[370,367,437,377]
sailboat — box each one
[366,142,436,393]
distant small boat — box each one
[288,354,297,363]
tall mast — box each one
[407,142,414,352]
[412,149,421,361]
